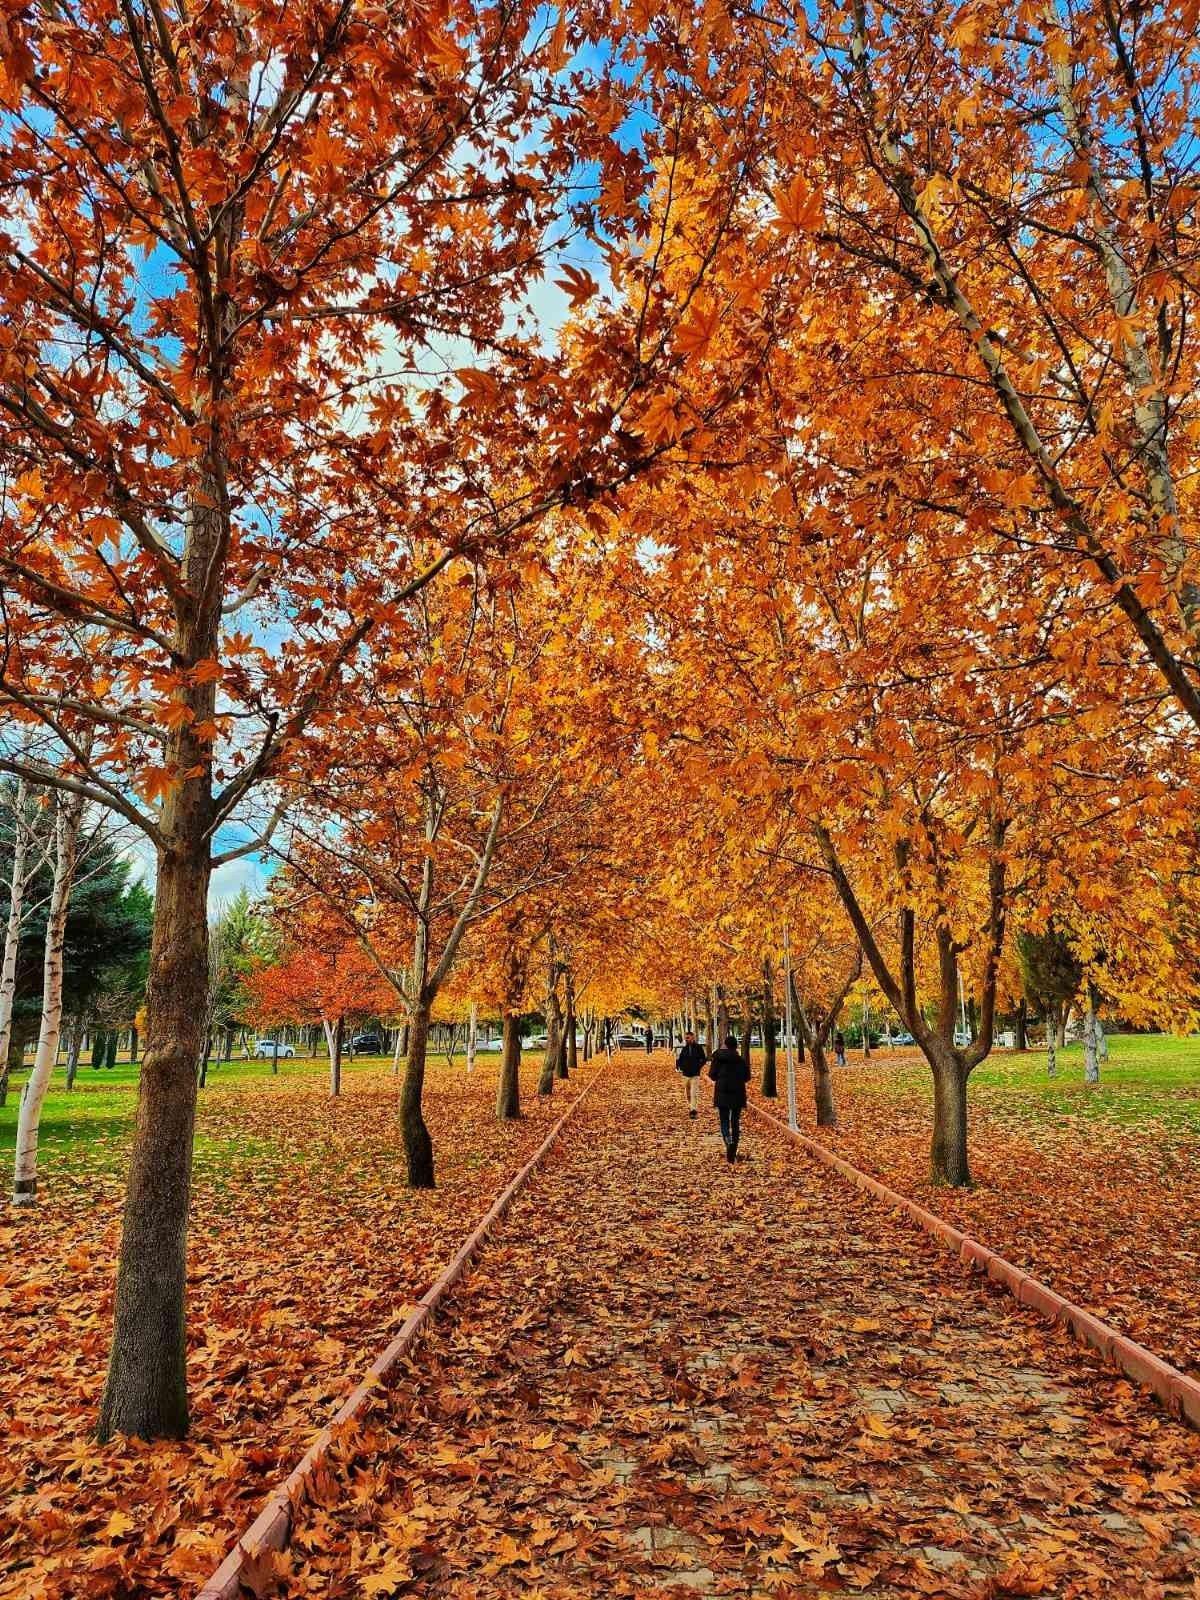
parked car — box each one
[350,1032,384,1054]
[254,1038,295,1059]
[527,1034,549,1050]
[890,1031,916,1046]
[614,1033,644,1049]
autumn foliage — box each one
[2,0,1200,1590]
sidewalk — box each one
[274,1059,1200,1598]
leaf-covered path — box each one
[276,1058,1200,1598]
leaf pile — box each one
[0,1059,593,1599]
[261,1059,1200,1599]
[806,1056,1200,1378]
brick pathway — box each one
[279,1059,1200,1597]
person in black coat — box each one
[675,1031,707,1119]
[708,1034,750,1163]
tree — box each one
[12,776,89,1203]
[243,930,392,1091]
[0,773,44,1103]
[1018,925,1084,1079]
[201,889,265,1074]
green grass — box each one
[0,1048,397,1167]
[852,1032,1200,1136]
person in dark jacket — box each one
[676,1031,707,1119]
[834,1029,847,1068]
[708,1034,750,1162]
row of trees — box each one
[3,0,1199,1446]
[0,782,151,1097]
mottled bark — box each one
[497,1012,521,1120]
[465,1002,478,1073]
[0,775,32,1112]
[65,1020,83,1091]
[564,972,577,1076]
[330,1014,343,1097]
[14,784,87,1204]
[538,1009,559,1095]
[810,1041,836,1128]
[98,837,211,1441]
[1083,991,1100,1084]
[930,1052,971,1187]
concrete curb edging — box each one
[750,1102,1200,1432]
[196,1068,606,1600]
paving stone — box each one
[278,1065,1200,1600]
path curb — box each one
[750,1102,1200,1432]
[196,1069,605,1600]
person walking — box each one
[675,1031,707,1119]
[834,1029,847,1068]
[708,1033,750,1163]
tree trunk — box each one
[14,785,87,1205]
[1056,1006,1069,1049]
[739,1014,752,1066]
[497,1012,521,1120]
[92,1030,107,1070]
[401,995,435,1187]
[466,1002,478,1073]
[715,986,729,1042]
[810,1041,837,1128]
[0,775,31,1111]
[65,1020,83,1091]
[565,973,577,1076]
[98,840,211,1441]
[761,963,777,1099]
[330,1014,343,1096]
[539,961,561,1095]
[105,1030,118,1070]
[222,1024,233,1062]
[391,1026,404,1075]
[1015,997,1028,1051]
[129,1024,139,1066]
[1083,992,1100,1084]
[930,1055,971,1187]
[1046,1004,1058,1077]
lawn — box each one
[0,1049,407,1173]
[841,1030,1200,1135]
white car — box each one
[253,1038,295,1059]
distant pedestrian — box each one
[834,1030,846,1068]
[708,1034,750,1163]
[645,1024,653,1054]
[675,1031,707,1119]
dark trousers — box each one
[718,1104,742,1149]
